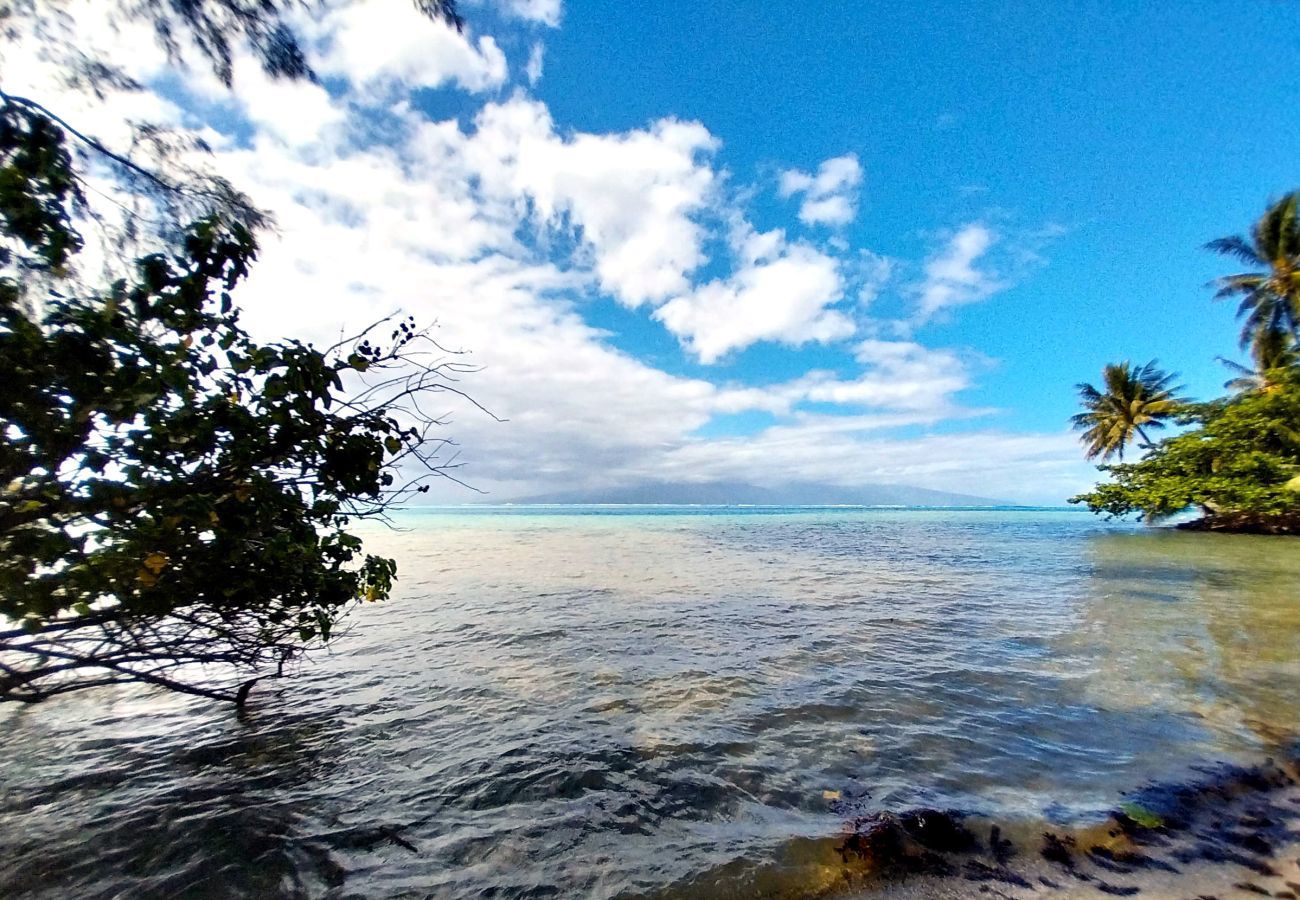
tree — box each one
[1072,191,1300,533]
[1206,191,1300,352]
[1070,371,1300,532]
[0,1,482,703]
[1,115,481,703]
[1,0,464,273]
[1216,325,1300,393]
[1069,360,1184,461]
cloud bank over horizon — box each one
[2,0,1096,504]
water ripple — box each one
[2,509,1299,898]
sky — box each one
[6,0,1299,503]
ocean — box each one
[2,507,1298,897]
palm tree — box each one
[1216,326,1300,393]
[1071,360,1185,461]
[1206,191,1300,353]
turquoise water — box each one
[1,508,1298,897]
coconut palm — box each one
[1206,191,1300,352]
[1071,360,1185,461]
[1216,326,1300,393]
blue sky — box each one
[538,1,1299,415]
[12,0,1299,502]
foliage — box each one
[0,0,462,269]
[0,5,481,702]
[1206,191,1300,352]
[0,99,83,275]
[1071,370,1300,531]
[1072,192,1300,533]
[4,0,462,86]
[1216,325,1299,393]
[1069,360,1184,461]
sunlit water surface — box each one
[2,508,1298,898]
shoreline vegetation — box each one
[1175,511,1300,535]
[1070,192,1300,537]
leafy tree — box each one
[1,108,479,702]
[1073,191,1300,533]
[1069,360,1184,461]
[0,2,482,702]
[1070,371,1300,532]
[1206,191,1300,352]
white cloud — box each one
[705,339,979,419]
[525,42,545,85]
[816,339,974,411]
[778,154,863,227]
[228,66,346,147]
[496,0,563,26]
[9,1,1085,505]
[914,223,1003,322]
[848,251,894,307]
[655,229,852,363]
[307,0,508,94]
[633,429,1090,504]
[468,96,719,306]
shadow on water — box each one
[0,700,393,898]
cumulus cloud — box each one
[819,339,974,411]
[304,0,509,94]
[632,429,1090,504]
[706,339,979,420]
[655,227,852,363]
[778,154,863,227]
[7,1,1087,504]
[914,223,1003,322]
[467,96,719,306]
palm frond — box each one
[1204,235,1262,265]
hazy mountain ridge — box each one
[507,480,1010,507]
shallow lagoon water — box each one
[1,507,1298,897]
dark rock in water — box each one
[839,809,975,875]
[898,808,977,853]
[988,824,1015,864]
[839,815,907,869]
[915,850,956,878]
[1041,831,1075,867]
[834,752,1300,896]
[1086,843,1179,874]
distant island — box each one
[506,480,1009,507]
